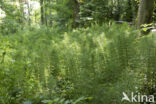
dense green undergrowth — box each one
[0,24,155,104]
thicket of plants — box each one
[0,23,155,104]
[0,0,156,104]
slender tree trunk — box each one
[40,0,44,24]
[19,0,25,30]
[44,0,48,26]
[137,0,154,28]
[26,0,31,25]
[49,0,53,26]
[19,0,24,23]
[72,0,80,27]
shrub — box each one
[0,23,155,104]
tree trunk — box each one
[40,0,44,25]
[26,0,31,25]
[72,0,80,28]
[44,0,48,26]
[49,0,53,27]
[137,0,154,28]
[19,0,25,27]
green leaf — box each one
[142,28,148,32]
[73,97,85,104]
